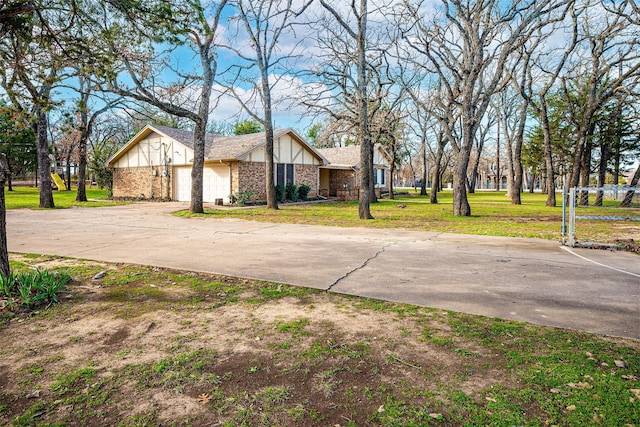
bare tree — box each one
[400,0,572,215]
[220,0,312,209]
[564,0,640,193]
[494,87,529,204]
[90,0,228,213]
[313,0,378,219]
[72,76,120,202]
[467,110,496,193]
[0,5,67,208]
[511,6,578,207]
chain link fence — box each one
[562,186,640,250]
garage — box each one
[174,165,230,203]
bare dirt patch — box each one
[1,256,638,426]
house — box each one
[317,145,391,200]
[107,125,327,203]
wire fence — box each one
[562,186,640,249]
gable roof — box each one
[108,124,327,166]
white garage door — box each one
[173,165,230,203]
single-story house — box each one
[316,145,391,200]
[107,125,327,203]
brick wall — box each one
[237,162,320,201]
[114,161,320,202]
[113,166,171,200]
[238,162,267,200]
[295,164,318,197]
[329,169,357,196]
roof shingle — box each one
[152,126,292,160]
[316,146,361,168]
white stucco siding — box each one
[112,132,193,168]
[242,134,321,165]
[173,164,231,203]
[373,147,389,167]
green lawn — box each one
[177,190,640,243]
[4,187,121,209]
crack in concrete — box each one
[325,243,390,292]
[212,225,279,235]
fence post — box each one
[561,186,567,245]
[568,187,576,247]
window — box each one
[374,168,385,187]
[276,163,294,186]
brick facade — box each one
[295,164,318,197]
[329,169,357,197]
[114,161,320,203]
[235,162,319,201]
[237,162,267,200]
[113,167,171,200]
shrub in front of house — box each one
[285,183,297,201]
[229,188,256,206]
[275,184,286,202]
[297,184,311,201]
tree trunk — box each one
[495,121,500,191]
[452,146,471,216]
[528,173,535,193]
[578,140,592,206]
[36,107,54,208]
[510,102,527,204]
[7,162,12,192]
[369,144,377,203]
[190,119,206,213]
[189,33,218,214]
[569,129,587,190]
[431,140,444,204]
[261,65,278,210]
[356,0,372,220]
[388,136,396,200]
[467,143,482,194]
[620,166,639,207]
[539,105,556,207]
[359,141,373,219]
[65,151,72,191]
[0,154,9,278]
[76,137,88,202]
[594,142,608,206]
[420,138,427,196]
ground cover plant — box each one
[0,267,71,311]
[176,190,640,245]
[5,187,120,209]
[1,254,638,426]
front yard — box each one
[1,255,639,426]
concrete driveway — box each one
[7,202,640,339]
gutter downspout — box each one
[218,159,232,204]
